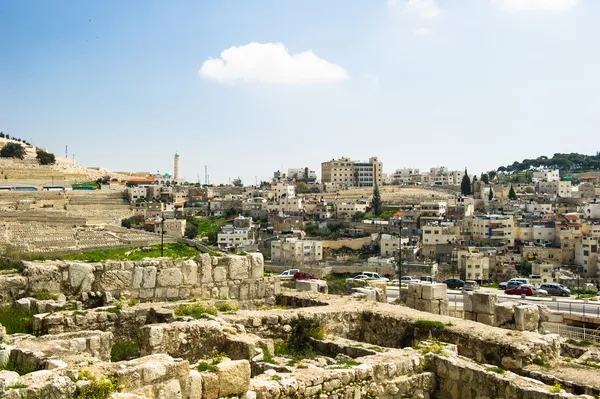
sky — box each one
[1,0,599,184]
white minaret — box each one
[174,152,180,180]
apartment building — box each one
[267,197,303,214]
[574,236,599,278]
[271,236,323,264]
[532,169,560,183]
[530,262,555,285]
[584,202,600,219]
[471,215,516,248]
[332,201,368,218]
[217,216,255,250]
[321,156,383,188]
[273,182,296,200]
[419,201,447,225]
[287,167,317,182]
[380,234,410,257]
[516,223,556,245]
[455,248,490,281]
[538,181,572,197]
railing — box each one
[447,293,600,319]
[543,322,600,343]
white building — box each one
[532,169,560,183]
[267,197,304,214]
[380,234,410,257]
[471,215,516,248]
[274,182,296,200]
[287,168,317,182]
[271,236,323,264]
[217,216,255,250]
[422,225,457,245]
[584,202,600,219]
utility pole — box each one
[397,213,404,295]
[161,212,165,256]
[65,145,68,159]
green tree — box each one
[0,132,4,138]
[480,173,489,184]
[36,149,56,165]
[225,207,238,218]
[232,177,243,187]
[352,211,366,222]
[0,142,26,159]
[371,185,382,216]
[488,171,497,181]
[488,186,494,201]
[460,170,471,196]
[184,221,199,239]
[295,181,309,194]
[508,185,517,200]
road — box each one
[386,286,600,318]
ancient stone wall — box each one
[405,283,449,315]
[8,253,279,306]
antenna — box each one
[205,165,208,186]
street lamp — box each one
[395,212,404,294]
[161,212,165,257]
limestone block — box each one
[196,254,212,283]
[296,280,318,292]
[68,262,95,293]
[462,292,473,312]
[227,256,249,280]
[23,262,62,293]
[132,267,143,289]
[182,260,198,285]
[407,284,422,299]
[216,360,251,396]
[476,313,494,326]
[142,267,157,289]
[187,370,203,399]
[273,279,281,296]
[537,305,551,324]
[514,305,539,332]
[213,267,226,283]
[438,298,449,316]
[239,285,249,300]
[156,379,182,399]
[471,292,497,315]
[15,298,31,312]
[464,311,477,321]
[421,284,447,300]
[494,302,516,327]
[201,372,219,399]
[157,268,183,287]
[249,253,264,279]
[406,297,415,308]
[415,298,439,314]
[95,270,133,292]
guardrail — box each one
[543,322,600,343]
[447,293,600,319]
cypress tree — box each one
[460,169,471,196]
[508,185,517,200]
[488,186,494,201]
[372,185,382,216]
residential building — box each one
[267,197,303,214]
[530,262,555,285]
[471,215,516,247]
[516,223,556,246]
[532,169,560,183]
[422,224,457,245]
[418,201,447,225]
[273,182,296,200]
[584,202,600,219]
[333,200,369,218]
[538,181,572,197]
[390,168,420,184]
[379,234,409,257]
[287,167,317,182]
[158,219,186,238]
[217,216,255,251]
[321,156,383,188]
[271,236,323,264]
[455,248,490,281]
[574,236,599,278]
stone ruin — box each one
[0,252,598,398]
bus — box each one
[42,186,66,191]
[13,186,38,191]
[72,185,96,191]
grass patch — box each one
[174,303,218,319]
[533,356,551,368]
[263,349,278,365]
[215,302,239,313]
[110,340,139,362]
[0,359,37,375]
[0,306,33,334]
[271,374,282,381]
[331,358,361,369]
[487,367,506,374]
[415,319,445,330]
[6,382,27,389]
[194,349,226,373]
[565,339,595,347]
[106,307,121,315]
[63,243,200,262]
[34,290,59,301]
[76,376,118,399]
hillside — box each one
[0,137,131,185]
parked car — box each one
[505,284,544,296]
[347,272,389,282]
[505,280,526,290]
[293,272,319,281]
[499,278,529,290]
[443,278,465,290]
[278,269,300,280]
[539,283,571,297]
[391,276,420,284]
[463,280,479,291]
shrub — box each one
[288,318,326,353]
[263,349,277,364]
[76,376,118,399]
[0,143,26,159]
[194,349,226,373]
[0,306,33,334]
[487,367,506,374]
[175,303,218,319]
[110,340,139,362]
[215,302,239,313]
[36,149,56,165]
[549,382,562,393]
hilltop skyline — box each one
[1,0,599,183]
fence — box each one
[543,322,600,344]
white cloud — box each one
[414,27,432,36]
[388,0,442,20]
[199,42,349,85]
[492,0,579,12]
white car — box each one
[278,269,299,280]
[391,277,420,284]
[347,272,389,282]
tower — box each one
[174,152,180,180]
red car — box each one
[293,272,319,281]
[505,284,535,296]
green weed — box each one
[174,303,218,319]
[415,319,445,330]
[33,290,58,301]
[0,306,33,334]
[549,382,562,393]
[110,340,139,362]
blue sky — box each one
[1,0,598,184]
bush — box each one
[36,149,56,165]
[215,302,239,312]
[34,290,59,300]
[110,340,139,362]
[76,376,118,399]
[0,143,26,159]
[415,319,445,330]
[289,318,325,352]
